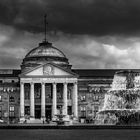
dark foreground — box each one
[0,129,140,140]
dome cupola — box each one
[21,41,71,72]
[25,41,66,58]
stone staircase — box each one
[26,119,43,124]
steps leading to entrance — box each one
[26,119,43,124]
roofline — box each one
[19,62,79,78]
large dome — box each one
[25,42,66,58]
[21,41,71,72]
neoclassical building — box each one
[19,40,79,122]
[0,37,134,123]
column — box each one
[73,82,78,118]
[52,83,57,118]
[63,83,68,116]
[20,82,25,118]
[30,82,35,119]
[41,82,45,119]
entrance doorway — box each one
[57,105,63,114]
[46,106,52,120]
[68,106,72,115]
[35,105,41,119]
[25,106,30,116]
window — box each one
[9,96,15,102]
[80,95,86,102]
[9,106,15,117]
[25,84,30,100]
[68,89,72,99]
[36,90,41,99]
[57,86,62,99]
[25,106,30,116]
[35,87,41,99]
[25,91,30,100]
[0,106,2,118]
[93,95,99,101]
[81,106,86,111]
[81,106,86,117]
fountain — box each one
[95,70,140,125]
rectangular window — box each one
[81,106,86,111]
[93,95,99,101]
[81,106,86,117]
[9,106,15,117]
[25,84,30,100]
[35,88,41,99]
[9,96,15,102]
[25,91,30,100]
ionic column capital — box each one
[30,82,34,85]
[41,82,45,85]
[63,82,68,85]
[20,82,24,85]
[74,82,78,85]
[53,82,57,85]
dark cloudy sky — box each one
[1,0,140,69]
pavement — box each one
[0,129,140,140]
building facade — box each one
[0,39,130,123]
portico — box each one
[19,63,78,121]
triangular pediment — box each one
[20,63,78,78]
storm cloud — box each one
[0,0,140,69]
[0,0,140,35]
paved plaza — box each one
[0,129,140,140]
